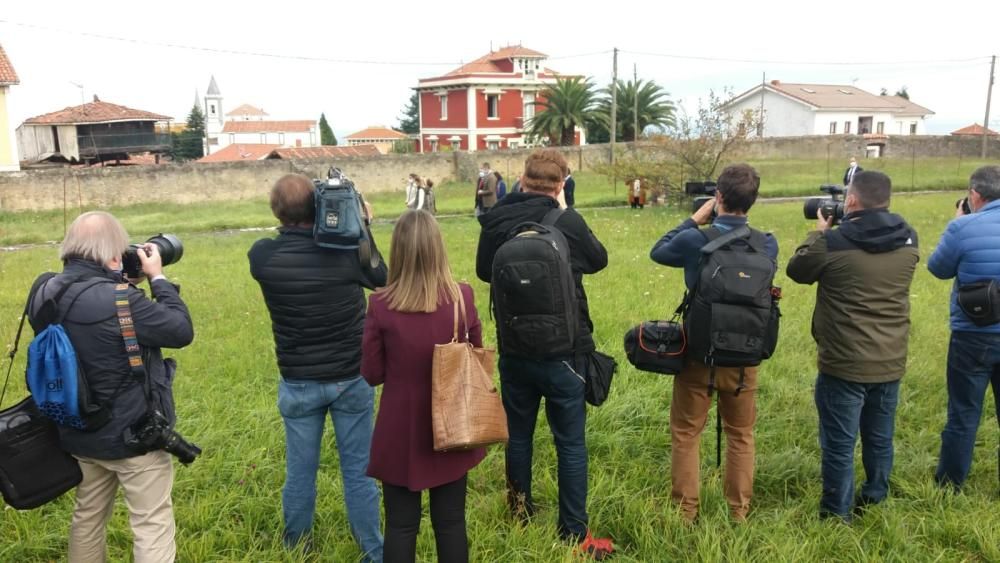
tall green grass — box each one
[0,193,997,561]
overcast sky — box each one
[3,1,998,139]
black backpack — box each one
[682,225,780,384]
[491,209,578,360]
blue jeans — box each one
[936,331,1000,489]
[278,376,383,562]
[814,372,900,519]
[499,355,588,540]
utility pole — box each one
[983,55,996,159]
[633,63,639,141]
[610,48,618,193]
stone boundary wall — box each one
[1,136,996,212]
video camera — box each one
[686,181,718,218]
[803,185,847,223]
[122,234,184,279]
[314,167,380,268]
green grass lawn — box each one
[1,192,998,561]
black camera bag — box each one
[958,279,1000,327]
[623,320,686,375]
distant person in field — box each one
[843,157,862,186]
[476,162,498,216]
[248,174,387,560]
[928,165,1000,491]
[788,170,918,522]
[362,210,485,562]
[406,173,421,210]
[564,168,576,207]
[629,178,645,209]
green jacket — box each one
[786,209,919,383]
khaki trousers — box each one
[670,362,757,521]
[68,450,175,563]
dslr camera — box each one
[956,197,972,215]
[124,409,201,465]
[686,181,718,218]
[122,234,184,279]
[803,185,847,223]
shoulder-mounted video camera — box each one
[803,184,847,224]
[313,167,379,267]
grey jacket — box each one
[27,259,194,460]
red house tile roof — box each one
[198,143,281,163]
[24,99,171,125]
[345,127,408,140]
[437,45,550,78]
[268,145,381,159]
[226,104,268,117]
[0,43,18,86]
[951,123,999,136]
[221,120,315,133]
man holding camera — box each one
[650,164,777,523]
[928,165,1000,490]
[27,211,194,562]
[787,171,918,521]
[248,174,386,559]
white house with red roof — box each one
[722,80,934,138]
[203,76,318,156]
[345,126,410,155]
[415,45,582,152]
[0,43,20,171]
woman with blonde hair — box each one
[361,210,484,563]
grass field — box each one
[1,192,998,562]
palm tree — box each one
[593,79,676,141]
[527,77,598,146]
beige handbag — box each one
[431,292,508,452]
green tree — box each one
[174,104,205,161]
[894,86,909,100]
[527,77,597,146]
[319,113,337,145]
[397,92,420,134]
[593,78,676,141]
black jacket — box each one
[248,227,387,381]
[27,260,194,460]
[786,208,919,382]
[476,192,608,353]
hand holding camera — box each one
[691,197,717,226]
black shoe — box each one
[819,510,851,525]
[852,495,881,518]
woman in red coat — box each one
[361,209,485,563]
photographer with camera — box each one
[26,211,194,562]
[248,173,386,560]
[928,165,1000,491]
[787,171,918,522]
[650,164,777,523]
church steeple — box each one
[204,75,223,132]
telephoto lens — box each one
[122,234,184,279]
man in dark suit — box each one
[844,157,863,186]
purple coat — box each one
[361,283,486,491]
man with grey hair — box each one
[27,211,194,562]
[928,165,1000,490]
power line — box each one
[620,49,992,67]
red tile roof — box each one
[198,143,282,163]
[268,145,382,159]
[345,126,408,140]
[226,104,268,117]
[951,123,999,136]
[221,120,315,133]
[0,43,18,86]
[442,45,549,77]
[24,99,171,125]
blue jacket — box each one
[928,198,1000,333]
[650,215,779,289]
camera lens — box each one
[147,234,184,268]
[803,197,827,219]
[161,429,202,465]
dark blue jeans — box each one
[814,372,901,519]
[936,331,1000,489]
[499,355,588,539]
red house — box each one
[415,45,582,152]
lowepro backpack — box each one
[26,275,115,431]
[682,225,780,383]
[491,208,578,360]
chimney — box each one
[770,80,781,86]
[92,94,100,102]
